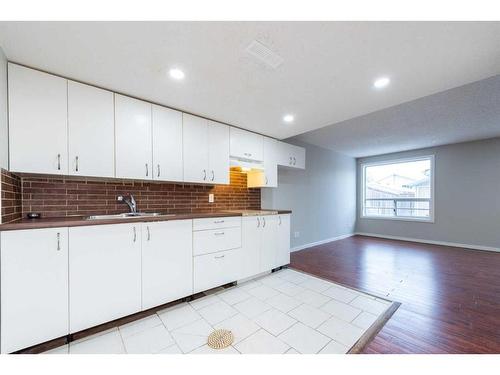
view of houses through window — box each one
[362,156,433,220]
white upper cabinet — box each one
[115,94,153,180]
[208,120,230,184]
[1,228,69,353]
[8,63,68,175]
[230,127,264,162]
[152,105,183,182]
[68,81,115,178]
[263,137,278,187]
[277,141,306,169]
[183,114,209,183]
[247,137,278,188]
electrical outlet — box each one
[208,193,214,203]
[294,231,300,238]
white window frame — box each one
[360,155,435,223]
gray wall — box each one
[0,47,7,169]
[356,137,500,249]
[262,140,357,250]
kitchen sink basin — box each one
[86,212,170,220]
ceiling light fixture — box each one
[283,114,294,123]
[169,68,185,80]
[373,76,390,89]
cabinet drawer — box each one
[193,216,241,231]
[193,226,241,256]
[193,249,241,293]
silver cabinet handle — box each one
[262,217,266,227]
[211,170,215,181]
[157,164,160,178]
[214,220,225,224]
[75,156,79,172]
[278,216,282,225]
[289,156,292,165]
[145,163,149,177]
[133,227,137,242]
[265,176,268,185]
[57,154,61,170]
[214,255,225,259]
[214,231,225,236]
[203,169,207,180]
[293,157,297,165]
[244,152,252,157]
[147,226,151,241]
[56,232,61,251]
[257,217,260,228]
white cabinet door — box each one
[8,64,68,175]
[208,120,230,184]
[1,228,68,353]
[193,249,241,293]
[142,220,193,310]
[277,142,306,169]
[68,81,115,178]
[69,224,142,333]
[290,144,306,169]
[263,137,278,187]
[260,215,279,272]
[152,105,183,182]
[230,127,264,161]
[239,216,262,280]
[115,94,153,180]
[183,114,209,183]
[275,214,291,267]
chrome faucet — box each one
[117,194,137,214]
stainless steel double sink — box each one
[86,212,174,220]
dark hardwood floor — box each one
[290,235,500,354]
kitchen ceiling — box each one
[0,21,499,142]
[296,75,500,157]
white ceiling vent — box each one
[245,40,284,69]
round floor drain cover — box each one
[207,329,234,349]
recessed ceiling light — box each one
[373,76,390,89]
[169,68,185,80]
[283,114,294,123]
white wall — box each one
[262,139,357,250]
[0,46,8,223]
[0,47,7,169]
[356,137,500,251]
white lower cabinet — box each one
[240,216,262,279]
[276,214,291,267]
[193,226,242,256]
[241,214,291,276]
[260,215,279,272]
[142,220,193,310]
[193,249,241,293]
[69,224,142,333]
[0,214,290,351]
[1,228,69,353]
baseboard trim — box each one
[355,232,499,253]
[291,233,354,252]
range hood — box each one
[230,158,264,172]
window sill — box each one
[360,215,435,223]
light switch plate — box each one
[294,231,300,238]
[208,193,214,203]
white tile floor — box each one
[44,269,392,354]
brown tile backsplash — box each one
[1,168,261,221]
[1,169,22,223]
